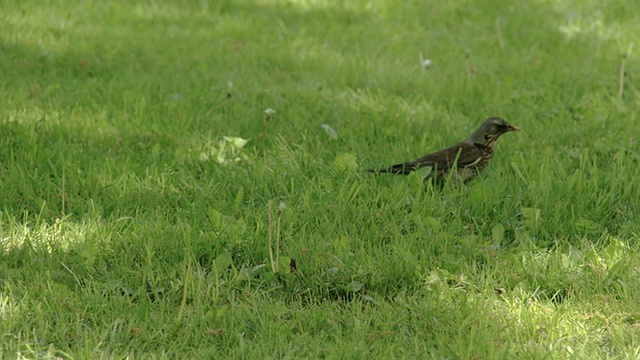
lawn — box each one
[1,0,640,358]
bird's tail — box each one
[364,163,414,175]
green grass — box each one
[1,0,640,358]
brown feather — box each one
[371,141,482,174]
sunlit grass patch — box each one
[1,214,103,254]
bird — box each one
[366,117,520,183]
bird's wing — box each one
[370,141,483,175]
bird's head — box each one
[468,117,520,143]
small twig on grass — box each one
[61,166,66,215]
[268,200,275,273]
[260,108,275,152]
[619,54,627,99]
[495,18,505,51]
[268,200,282,274]
[619,43,633,99]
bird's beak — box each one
[508,125,521,132]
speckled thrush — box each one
[366,117,520,183]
